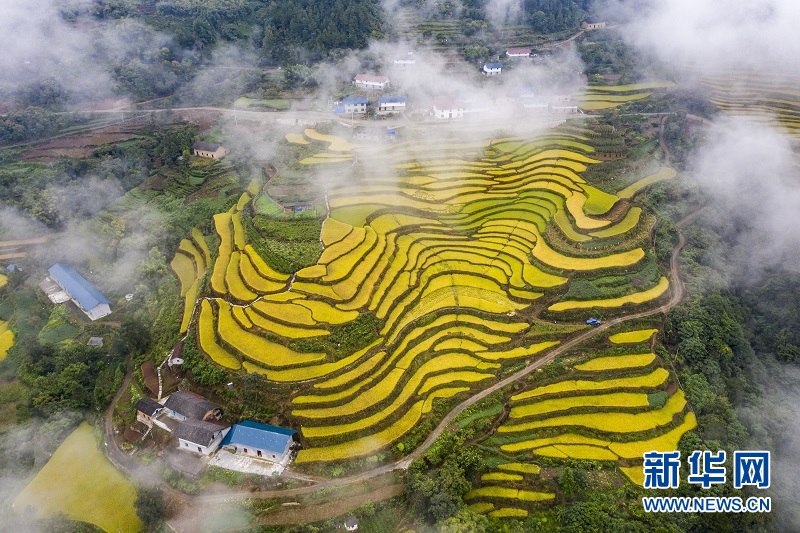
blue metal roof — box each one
[485,62,503,69]
[220,420,296,453]
[48,263,110,311]
[378,96,407,104]
[342,97,368,104]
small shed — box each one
[135,397,164,428]
[220,420,297,463]
[192,142,229,159]
[344,515,359,531]
[174,419,229,455]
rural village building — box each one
[344,515,360,531]
[174,419,230,455]
[135,397,164,428]
[341,97,368,114]
[163,390,223,422]
[192,141,228,159]
[353,74,390,90]
[377,95,407,114]
[483,62,502,76]
[432,96,465,119]
[550,100,579,113]
[393,52,416,66]
[42,263,111,320]
[581,20,607,30]
[219,420,297,463]
[506,47,531,57]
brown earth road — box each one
[192,205,702,503]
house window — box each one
[272,454,276,459]
[244,448,248,454]
[257,450,262,457]
[197,446,202,453]
[184,442,188,447]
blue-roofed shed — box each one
[47,263,111,321]
[220,420,297,462]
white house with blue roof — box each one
[46,263,111,320]
[220,420,297,463]
[340,97,368,115]
[483,62,502,76]
[377,95,407,114]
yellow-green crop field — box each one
[575,81,673,111]
[0,320,14,360]
[14,423,143,532]
[173,128,684,471]
[609,328,658,344]
[697,70,800,138]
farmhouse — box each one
[550,100,579,114]
[483,62,502,76]
[506,47,531,58]
[163,390,222,421]
[45,263,111,321]
[353,74,390,90]
[174,419,230,455]
[432,96,465,119]
[219,420,297,463]
[393,52,415,66]
[581,20,607,30]
[134,397,164,428]
[377,95,407,114]
[341,97,368,115]
[192,141,228,159]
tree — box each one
[439,509,489,532]
[135,486,166,531]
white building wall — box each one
[354,81,388,89]
[87,303,112,321]
[178,428,229,455]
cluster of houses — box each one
[135,390,298,464]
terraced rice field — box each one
[183,130,680,469]
[699,70,800,139]
[576,82,674,111]
[474,326,695,497]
